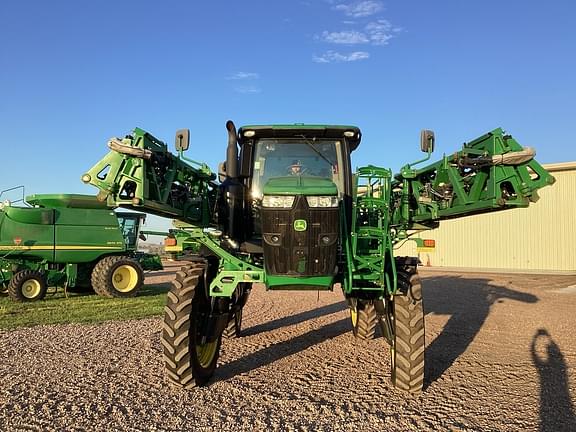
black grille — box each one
[261,196,339,276]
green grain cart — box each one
[83,122,554,392]
[0,193,161,302]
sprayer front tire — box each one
[390,271,425,393]
[162,263,222,388]
[91,256,144,298]
[349,298,378,340]
[8,270,48,302]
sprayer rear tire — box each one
[349,298,378,340]
[223,309,242,338]
[391,271,425,393]
[8,270,48,302]
[223,283,250,338]
[162,263,222,388]
[91,256,144,298]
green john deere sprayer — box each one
[82,121,554,393]
[0,193,162,301]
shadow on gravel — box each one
[215,318,349,382]
[531,328,576,432]
[423,275,538,388]
[242,301,347,336]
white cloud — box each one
[234,85,262,94]
[313,51,370,63]
[226,72,260,80]
[319,30,369,44]
[226,72,261,93]
[312,1,400,63]
[334,1,383,18]
[366,19,401,45]
[316,20,401,48]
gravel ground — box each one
[1,265,575,431]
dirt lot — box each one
[1,263,575,431]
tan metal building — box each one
[394,162,576,274]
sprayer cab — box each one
[215,123,362,288]
[235,124,361,195]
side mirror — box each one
[175,129,190,151]
[420,130,435,153]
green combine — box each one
[0,193,162,301]
[83,122,554,392]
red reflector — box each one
[423,239,435,248]
[164,238,177,246]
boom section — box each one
[82,128,217,226]
[393,128,555,230]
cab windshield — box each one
[251,138,344,198]
[117,215,140,249]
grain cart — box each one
[83,123,554,392]
[0,193,161,301]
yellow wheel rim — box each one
[350,307,358,328]
[112,265,139,293]
[22,279,41,299]
[196,341,218,368]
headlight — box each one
[262,195,296,208]
[306,196,339,208]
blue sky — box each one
[1,0,575,232]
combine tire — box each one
[162,263,222,388]
[349,298,378,340]
[8,270,48,302]
[223,309,242,338]
[91,256,144,298]
[390,271,425,393]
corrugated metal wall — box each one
[393,163,576,273]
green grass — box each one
[0,283,170,330]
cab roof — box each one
[237,124,362,152]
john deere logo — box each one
[294,219,307,232]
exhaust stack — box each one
[219,120,245,247]
[226,120,239,179]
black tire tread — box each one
[222,310,242,338]
[392,271,425,393]
[162,263,204,389]
[7,270,48,302]
[354,300,378,340]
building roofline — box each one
[542,161,576,172]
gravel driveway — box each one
[1,268,575,431]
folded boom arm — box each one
[82,128,218,226]
[391,128,555,230]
